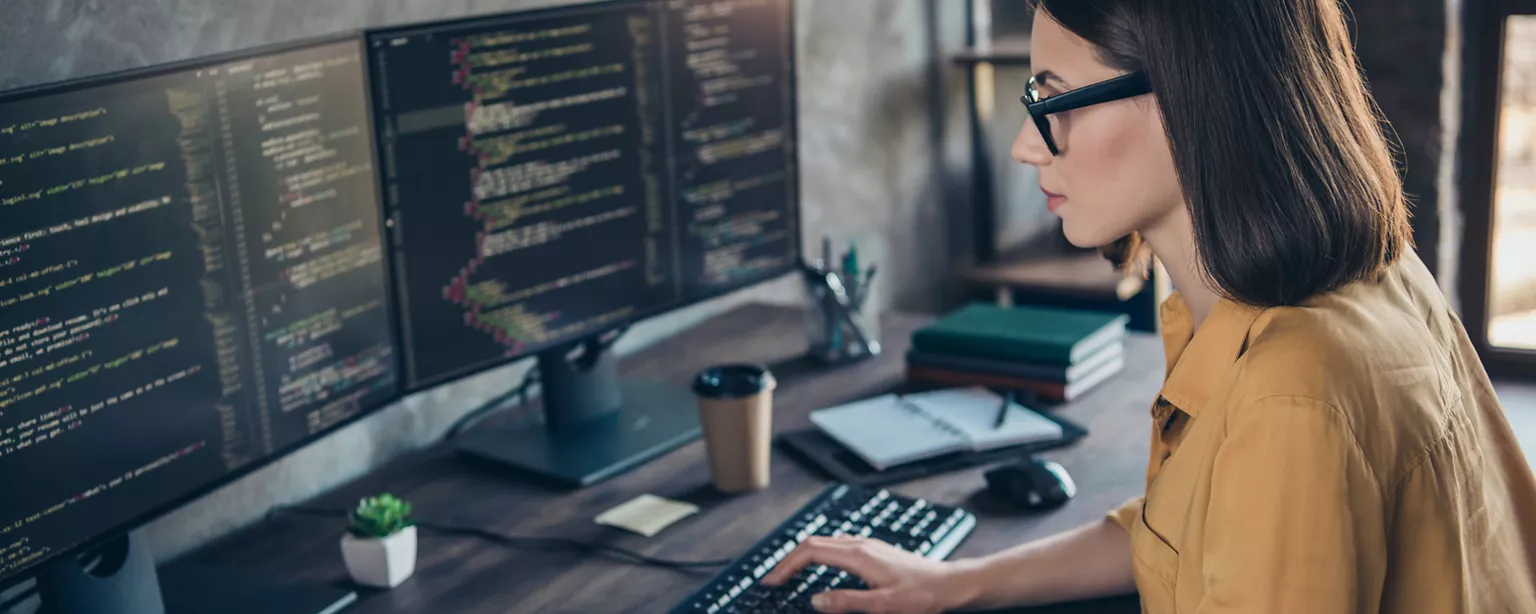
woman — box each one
[762,0,1536,612]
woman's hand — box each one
[759,536,975,614]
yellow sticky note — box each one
[595,494,700,538]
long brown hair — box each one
[1032,0,1413,306]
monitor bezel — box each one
[366,0,805,392]
[0,31,408,590]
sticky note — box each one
[595,494,700,538]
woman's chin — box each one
[1060,224,1115,250]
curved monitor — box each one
[367,0,801,390]
[0,35,400,588]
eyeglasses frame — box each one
[1022,71,1153,155]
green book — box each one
[912,303,1130,365]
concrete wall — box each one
[1350,0,1460,292]
[0,0,967,606]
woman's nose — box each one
[1011,122,1053,167]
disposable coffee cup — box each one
[692,364,777,493]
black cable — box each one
[445,365,541,439]
[443,324,632,440]
[413,520,730,572]
[271,506,729,572]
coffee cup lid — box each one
[692,364,776,399]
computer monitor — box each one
[368,0,799,486]
[0,35,398,611]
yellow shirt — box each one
[1109,250,1536,613]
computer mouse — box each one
[984,458,1076,511]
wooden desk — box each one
[172,304,1163,613]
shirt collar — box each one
[1157,292,1266,418]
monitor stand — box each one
[36,531,358,614]
[456,341,702,488]
[37,531,163,614]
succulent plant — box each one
[347,493,415,539]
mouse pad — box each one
[777,411,1088,487]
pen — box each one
[842,242,859,306]
[843,242,859,281]
[854,265,877,312]
[994,390,1014,430]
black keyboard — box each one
[669,484,977,614]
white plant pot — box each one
[340,525,417,589]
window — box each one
[1489,16,1536,351]
[1460,0,1536,374]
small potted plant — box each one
[340,493,417,589]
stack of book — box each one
[906,303,1129,403]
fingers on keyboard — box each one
[763,538,864,587]
[810,588,897,614]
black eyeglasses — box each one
[1021,71,1153,155]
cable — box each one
[414,520,730,572]
[443,324,632,440]
[270,506,730,572]
[445,365,541,439]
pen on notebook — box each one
[994,390,1014,430]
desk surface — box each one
[174,303,1163,613]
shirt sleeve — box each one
[1106,496,1143,534]
[1197,395,1387,614]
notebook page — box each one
[809,394,970,470]
[906,387,1064,451]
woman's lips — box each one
[1042,187,1067,213]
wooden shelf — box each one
[960,249,1144,302]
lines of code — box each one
[0,440,203,576]
[471,184,625,232]
[215,44,397,458]
[0,39,396,583]
[263,219,366,263]
[374,3,681,385]
[0,359,199,459]
[372,0,795,387]
[0,252,174,311]
[281,242,383,291]
[480,205,639,257]
[0,108,108,137]
[471,149,622,202]
[462,122,625,166]
[464,86,627,135]
[666,0,797,289]
[0,135,115,168]
[0,162,169,207]
[275,343,392,413]
[0,288,169,389]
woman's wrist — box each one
[937,556,993,612]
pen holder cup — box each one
[803,274,881,365]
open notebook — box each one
[809,387,1065,471]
